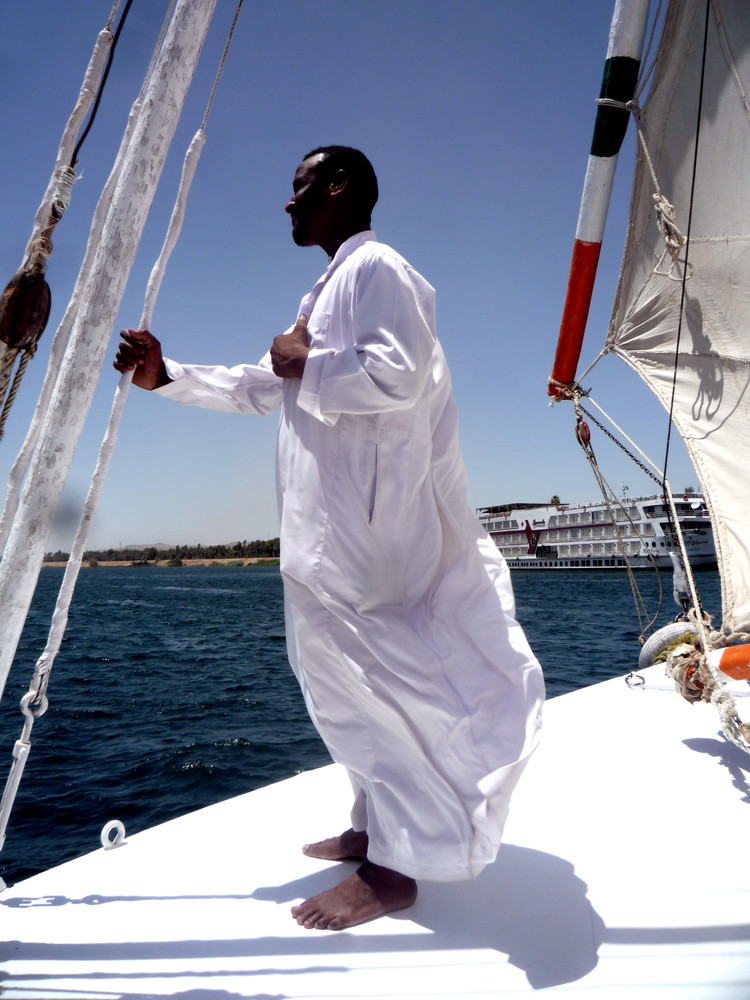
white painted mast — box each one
[0,0,217,699]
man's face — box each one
[285,155,329,248]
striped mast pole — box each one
[548,0,651,399]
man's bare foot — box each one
[291,860,417,930]
[302,827,369,861]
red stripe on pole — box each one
[548,239,602,397]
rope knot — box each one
[653,192,686,254]
[665,644,705,702]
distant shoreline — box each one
[42,558,280,569]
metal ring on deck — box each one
[100,819,126,850]
[625,671,646,689]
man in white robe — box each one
[114,146,544,930]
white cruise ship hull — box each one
[477,495,715,571]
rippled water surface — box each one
[0,564,721,884]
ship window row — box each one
[486,500,708,532]
[507,557,629,569]
[644,503,708,518]
[484,507,688,530]
[555,541,643,556]
[550,508,645,526]
[496,539,656,559]
[490,524,657,543]
[576,523,652,539]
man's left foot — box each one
[302,828,368,861]
[291,860,417,930]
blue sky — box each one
[0,1,696,551]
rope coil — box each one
[662,639,750,752]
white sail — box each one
[608,0,750,632]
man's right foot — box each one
[302,828,369,861]
[292,860,417,930]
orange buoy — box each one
[707,644,750,681]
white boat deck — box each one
[2,666,749,999]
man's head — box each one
[285,146,378,257]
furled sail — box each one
[608,0,750,632]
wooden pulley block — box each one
[0,265,51,352]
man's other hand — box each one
[270,314,310,379]
[113,329,172,390]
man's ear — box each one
[328,168,348,198]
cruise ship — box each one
[476,495,716,570]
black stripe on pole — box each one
[590,56,641,159]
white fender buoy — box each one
[100,819,126,850]
[638,621,698,671]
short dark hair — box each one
[302,146,378,218]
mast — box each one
[0,0,217,699]
[605,0,750,632]
[548,0,650,398]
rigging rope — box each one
[594,97,689,278]
[201,0,243,130]
[0,1,129,436]
[0,1,178,557]
[70,0,135,168]
[0,0,244,885]
[572,398,662,638]
[578,400,663,489]
[570,386,718,654]
[0,354,33,436]
[662,0,711,521]
[632,0,664,105]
